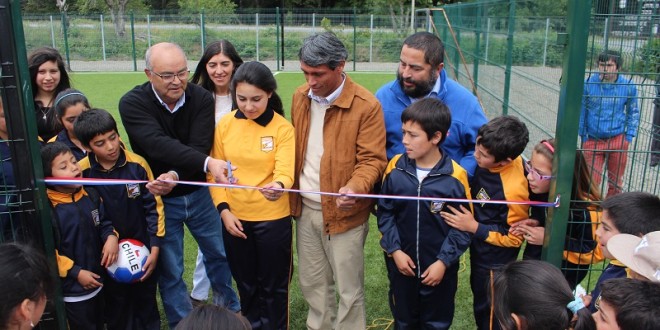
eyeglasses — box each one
[149,69,190,83]
[524,160,554,181]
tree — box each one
[105,0,129,36]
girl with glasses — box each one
[511,139,604,289]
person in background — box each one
[189,39,244,307]
[579,50,639,196]
[28,47,72,142]
[48,89,90,160]
[0,242,55,330]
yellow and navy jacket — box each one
[470,156,531,267]
[48,129,87,161]
[377,153,473,276]
[48,187,115,297]
[209,108,294,221]
[563,203,603,265]
[79,148,165,248]
[589,261,628,313]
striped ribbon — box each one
[44,177,560,207]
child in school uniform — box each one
[42,141,118,330]
[74,108,164,330]
[378,98,472,329]
[441,115,534,330]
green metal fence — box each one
[438,0,659,291]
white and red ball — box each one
[107,239,149,283]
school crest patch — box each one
[126,183,141,199]
[261,136,274,152]
[92,209,100,226]
[430,201,445,213]
[475,187,490,207]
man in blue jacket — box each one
[579,50,639,197]
[376,32,487,175]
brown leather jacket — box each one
[289,75,387,235]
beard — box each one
[396,69,438,99]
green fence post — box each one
[276,7,280,71]
[353,6,357,72]
[130,11,137,72]
[472,4,482,95]
[453,7,461,78]
[61,12,70,69]
[543,0,593,267]
[502,0,516,116]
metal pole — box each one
[473,4,482,95]
[312,13,316,32]
[485,17,490,63]
[62,12,70,69]
[147,14,151,48]
[50,15,56,48]
[544,0,593,266]
[280,3,285,68]
[353,6,357,71]
[502,0,516,115]
[256,13,260,61]
[276,7,280,71]
[410,0,415,33]
[200,11,205,52]
[130,11,137,71]
[369,14,373,63]
[543,17,550,67]
[101,14,106,61]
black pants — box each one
[470,264,502,330]
[652,90,660,162]
[65,291,104,330]
[104,271,160,330]
[385,255,459,330]
[223,216,292,330]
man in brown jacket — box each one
[290,32,387,330]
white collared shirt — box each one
[307,74,346,106]
[408,75,442,103]
[151,85,186,113]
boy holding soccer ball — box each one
[41,142,118,329]
[75,108,164,330]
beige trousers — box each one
[296,204,369,330]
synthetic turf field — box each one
[70,71,477,329]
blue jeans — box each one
[159,187,239,328]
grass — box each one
[70,71,478,329]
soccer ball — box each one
[107,239,150,284]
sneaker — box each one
[190,296,206,308]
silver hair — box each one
[298,32,348,70]
[145,43,187,70]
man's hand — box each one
[207,158,234,184]
[147,172,177,196]
[260,182,284,201]
[77,270,102,290]
[140,246,160,281]
[421,260,446,286]
[392,250,416,277]
[336,186,357,210]
[221,210,247,239]
[440,205,479,234]
[101,235,119,267]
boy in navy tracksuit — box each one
[588,192,660,312]
[42,142,118,330]
[378,98,472,329]
[74,108,164,330]
[441,116,531,330]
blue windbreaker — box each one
[579,73,639,142]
